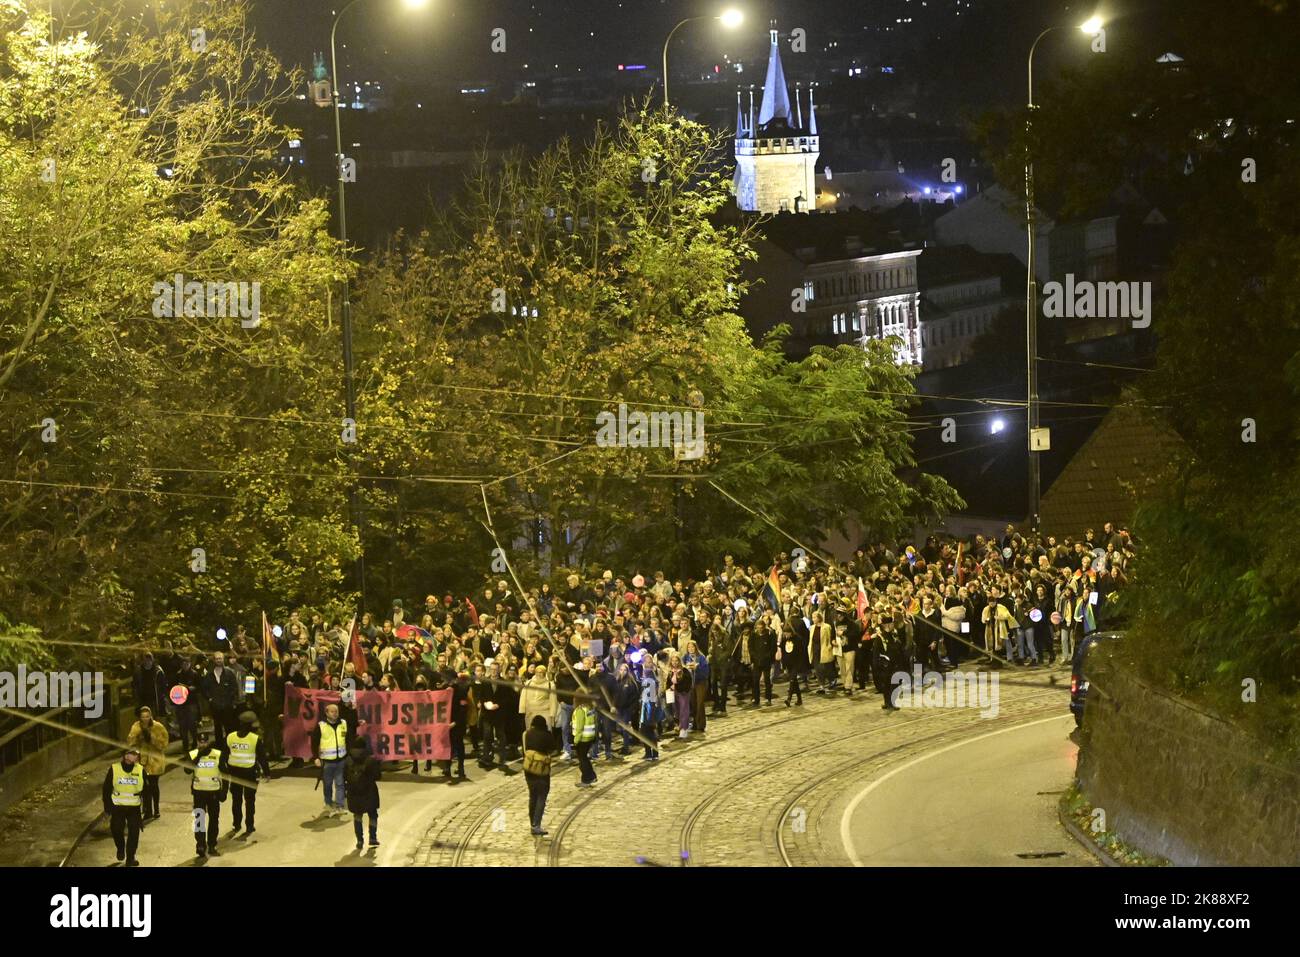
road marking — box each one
[839,714,1071,866]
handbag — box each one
[665,689,675,704]
[523,749,552,776]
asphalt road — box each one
[61,669,1087,867]
[841,713,1096,866]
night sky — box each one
[252,0,1096,99]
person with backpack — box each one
[523,715,555,836]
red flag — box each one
[955,542,965,586]
[857,577,870,626]
[262,611,280,665]
[465,597,479,627]
[347,615,368,676]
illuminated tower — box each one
[734,24,820,214]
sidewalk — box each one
[61,758,508,868]
[0,752,112,867]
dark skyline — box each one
[252,0,1103,108]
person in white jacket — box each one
[518,665,558,748]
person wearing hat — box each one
[222,709,270,836]
[185,728,227,859]
[102,745,146,865]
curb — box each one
[1057,795,1122,867]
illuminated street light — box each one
[1023,12,1103,532]
[663,8,745,108]
[330,0,430,608]
[719,8,745,30]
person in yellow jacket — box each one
[571,692,599,787]
[184,728,227,859]
[126,705,169,824]
[101,746,146,866]
[312,702,349,816]
[222,710,270,836]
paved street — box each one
[841,713,1094,866]
[58,670,1079,868]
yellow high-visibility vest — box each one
[573,706,597,743]
[110,762,145,806]
[318,720,348,761]
[189,748,222,791]
[226,731,259,769]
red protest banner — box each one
[282,686,452,761]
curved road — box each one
[65,670,1085,867]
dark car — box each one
[1070,631,1123,727]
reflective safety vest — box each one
[318,720,348,761]
[226,731,259,769]
[572,706,597,743]
[110,762,145,806]
[190,748,222,791]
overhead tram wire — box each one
[476,483,655,752]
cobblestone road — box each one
[410,672,1072,867]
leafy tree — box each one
[0,0,349,649]
[976,0,1300,748]
[353,106,962,590]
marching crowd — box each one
[107,522,1133,858]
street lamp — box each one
[1023,13,1103,533]
[329,0,429,605]
[662,8,744,109]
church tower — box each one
[734,23,820,214]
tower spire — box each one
[748,85,756,138]
[757,21,792,128]
[809,82,818,135]
[794,81,804,129]
[736,88,746,137]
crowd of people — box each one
[114,521,1133,853]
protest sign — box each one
[283,686,452,760]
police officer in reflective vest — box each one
[185,728,228,859]
[312,703,349,816]
[222,710,269,836]
[101,746,145,866]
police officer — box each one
[185,728,227,859]
[222,710,270,836]
[101,746,145,866]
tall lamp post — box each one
[329,0,430,605]
[1024,15,1103,533]
[662,7,744,109]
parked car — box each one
[1070,631,1123,727]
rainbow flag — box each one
[262,611,280,666]
[762,565,782,617]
